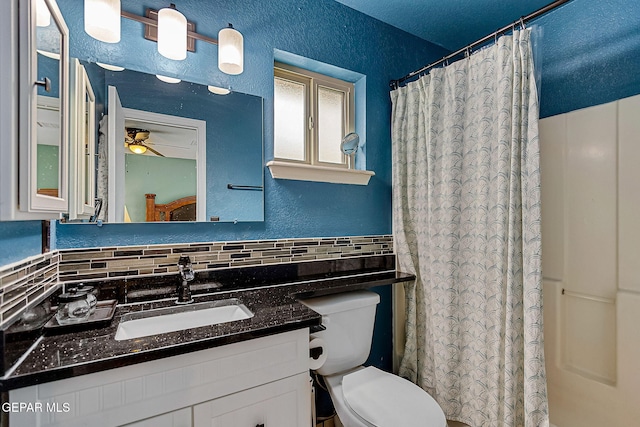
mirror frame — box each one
[20,0,69,213]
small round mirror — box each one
[341,132,360,156]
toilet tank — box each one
[300,290,380,376]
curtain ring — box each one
[519,17,526,30]
[465,47,470,58]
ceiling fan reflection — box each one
[125,128,166,157]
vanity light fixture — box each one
[36,0,51,27]
[156,75,181,84]
[157,4,187,60]
[218,24,244,75]
[96,62,125,72]
[84,0,121,43]
[83,1,244,74]
[207,85,231,95]
[36,49,60,60]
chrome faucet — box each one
[176,255,195,304]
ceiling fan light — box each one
[36,0,51,27]
[156,74,181,84]
[158,4,187,61]
[218,24,243,75]
[84,0,121,43]
[128,143,147,154]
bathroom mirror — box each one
[341,132,360,169]
[71,63,264,223]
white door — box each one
[107,85,125,222]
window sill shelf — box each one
[266,161,375,185]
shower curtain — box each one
[391,29,548,427]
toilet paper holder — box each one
[310,324,326,333]
[310,346,324,360]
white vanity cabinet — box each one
[193,374,309,427]
[9,329,311,427]
[0,0,70,220]
[122,408,192,427]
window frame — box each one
[274,62,355,169]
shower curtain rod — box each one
[390,0,573,89]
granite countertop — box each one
[1,265,414,391]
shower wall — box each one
[539,94,640,426]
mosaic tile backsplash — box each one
[58,235,393,283]
[0,235,393,328]
[0,252,59,326]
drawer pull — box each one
[256,424,265,427]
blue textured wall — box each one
[0,222,42,267]
[535,0,640,118]
[36,54,60,98]
[54,0,447,248]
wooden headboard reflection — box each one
[37,188,59,197]
[145,193,196,222]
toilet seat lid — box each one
[342,367,446,427]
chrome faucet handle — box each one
[178,255,195,281]
[176,255,194,304]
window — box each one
[274,63,355,169]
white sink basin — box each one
[115,299,253,341]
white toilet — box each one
[301,290,447,427]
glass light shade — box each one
[128,144,147,154]
[158,6,187,60]
[96,62,124,71]
[207,85,230,95]
[36,0,51,27]
[36,49,60,60]
[218,25,244,75]
[84,0,121,43]
[156,74,181,84]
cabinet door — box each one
[19,0,70,214]
[68,59,96,220]
[193,373,310,427]
[107,85,126,222]
[121,408,191,427]
[1,0,71,220]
